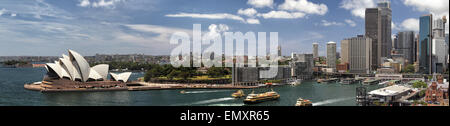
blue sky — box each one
[0,0,448,56]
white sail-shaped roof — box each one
[110,72,132,83]
[55,61,71,79]
[91,64,109,80]
[88,69,103,80]
[58,58,72,80]
[68,50,90,82]
[61,54,81,81]
[46,63,63,78]
[43,49,132,83]
[44,65,49,72]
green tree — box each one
[412,81,427,89]
[144,70,153,82]
[402,64,415,73]
[178,71,191,80]
[207,67,230,78]
[143,65,164,82]
[167,70,181,80]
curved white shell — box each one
[110,72,132,83]
[91,64,109,80]
[68,50,91,82]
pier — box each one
[317,78,339,83]
[362,79,381,85]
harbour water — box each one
[0,68,382,106]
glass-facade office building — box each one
[419,15,433,74]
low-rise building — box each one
[336,63,349,73]
[290,54,314,80]
[377,67,395,74]
[424,77,449,104]
[368,85,413,104]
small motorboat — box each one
[231,90,245,98]
[295,98,313,106]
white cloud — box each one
[237,8,257,17]
[246,18,260,24]
[403,0,448,17]
[1,0,73,20]
[166,12,259,24]
[340,0,376,18]
[247,0,273,8]
[115,24,194,50]
[320,20,344,27]
[0,8,6,16]
[93,0,122,8]
[165,13,245,22]
[402,0,449,33]
[278,0,328,15]
[345,19,356,27]
[203,24,229,40]
[391,22,396,30]
[399,18,420,32]
[78,0,124,8]
[0,18,93,45]
[125,24,191,37]
[79,0,90,7]
[257,11,305,19]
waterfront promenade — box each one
[25,81,262,92]
[127,82,261,91]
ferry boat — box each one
[340,78,356,85]
[317,79,324,83]
[318,78,339,84]
[363,79,380,85]
[231,90,245,98]
[243,90,280,104]
[295,98,313,106]
[287,78,302,85]
[378,81,390,86]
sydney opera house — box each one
[24,50,132,92]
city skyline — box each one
[0,0,449,56]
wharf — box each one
[363,79,381,85]
[127,82,261,91]
[318,78,339,83]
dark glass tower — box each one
[419,14,433,74]
[396,31,415,65]
[365,8,381,70]
[365,0,392,70]
[378,1,392,59]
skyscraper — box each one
[433,17,446,38]
[341,40,349,64]
[419,14,433,74]
[378,0,392,59]
[432,16,448,73]
[414,34,420,63]
[313,43,319,59]
[396,31,415,65]
[365,8,381,70]
[343,35,373,74]
[432,37,447,73]
[327,42,337,70]
[365,0,392,70]
[446,33,449,45]
[277,45,282,57]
